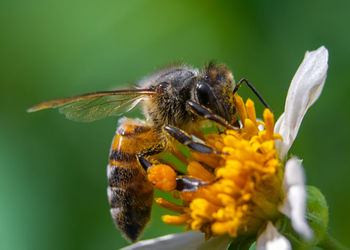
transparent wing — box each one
[28,89,155,122]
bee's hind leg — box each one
[137,156,207,192]
[187,101,239,130]
[174,176,208,192]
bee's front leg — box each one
[163,125,216,154]
[186,101,240,130]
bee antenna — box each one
[233,78,273,112]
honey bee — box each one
[28,63,269,242]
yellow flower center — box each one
[148,95,284,239]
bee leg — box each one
[137,156,206,192]
[187,101,239,131]
[138,156,153,171]
[137,142,165,158]
[137,156,184,175]
[233,78,273,112]
[136,142,166,171]
[163,125,216,154]
[175,176,207,192]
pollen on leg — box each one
[147,164,176,191]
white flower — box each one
[123,46,329,250]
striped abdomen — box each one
[107,120,160,242]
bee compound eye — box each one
[157,82,170,91]
[195,82,212,107]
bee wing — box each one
[28,89,155,122]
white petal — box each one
[275,46,328,160]
[122,231,230,250]
[283,158,305,187]
[256,222,291,250]
[197,235,231,250]
[279,158,313,239]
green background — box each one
[1,0,349,249]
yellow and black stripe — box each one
[107,121,160,242]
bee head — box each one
[192,63,237,125]
[140,64,238,129]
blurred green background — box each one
[1,0,349,249]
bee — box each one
[28,63,269,242]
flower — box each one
[123,46,328,250]
[156,104,282,239]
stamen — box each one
[243,118,259,137]
[190,198,219,219]
[235,95,247,126]
[190,151,224,168]
[246,99,257,124]
[162,214,190,225]
[263,109,275,140]
[212,221,238,237]
[155,198,184,213]
[187,161,215,182]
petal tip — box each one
[307,46,328,57]
[306,46,329,66]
